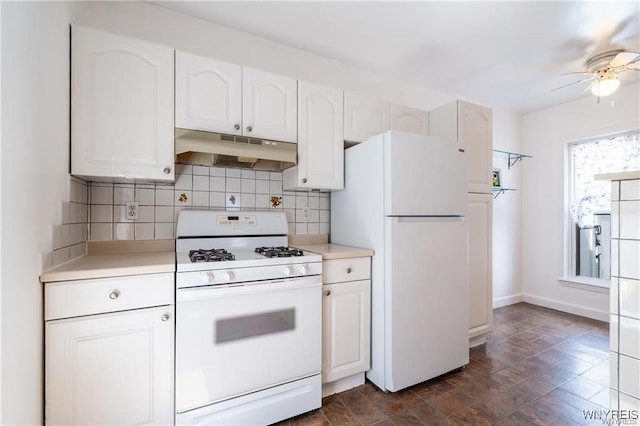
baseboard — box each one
[493,293,524,309]
[321,373,365,397]
[522,293,609,322]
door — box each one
[390,104,429,136]
[384,216,469,391]
[242,67,297,142]
[383,131,467,216]
[175,51,242,135]
[45,306,174,425]
[296,81,344,189]
[322,280,370,383]
[71,26,174,181]
[344,92,390,143]
[468,193,492,340]
[175,276,321,413]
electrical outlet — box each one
[126,201,139,220]
[302,206,310,221]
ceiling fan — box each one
[553,49,640,98]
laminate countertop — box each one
[293,243,374,260]
[40,240,175,283]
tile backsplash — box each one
[88,164,330,241]
[43,177,90,271]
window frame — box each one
[562,125,639,291]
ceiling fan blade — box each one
[561,71,595,76]
[610,51,640,68]
[551,76,596,92]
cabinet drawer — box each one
[323,257,371,284]
[45,273,174,321]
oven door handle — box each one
[177,276,321,301]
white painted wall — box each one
[0,1,524,422]
[492,108,524,307]
[522,81,640,321]
[1,2,78,423]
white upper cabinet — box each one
[71,26,174,181]
[283,81,344,191]
[175,54,298,143]
[429,100,493,194]
[459,101,493,194]
[390,104,429,136]
[175,51,242,135]
[243,67,298,143]
[344,92,390,143]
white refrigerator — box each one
[331,130,469,392]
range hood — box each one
[175,128,296,171]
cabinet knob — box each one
[302,178,308,183]
[234,124,240,130]
[163,167,171,175]
[324,290,331,296]
[346,267,352,274]
[109,290,120,300]
[246,125,253,132]
[161,313,170,322]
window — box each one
[568,132,640,283]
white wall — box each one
[1,2,78,423]
[492,108,524,307]
[522,81,640,321]
[0,1,524,422]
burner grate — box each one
[255,246,304,258]
[189,249,236,262]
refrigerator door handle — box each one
[394,216,465,223]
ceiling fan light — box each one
[591,77,620,97]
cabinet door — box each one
[242,67,297,142]
[175,51,242,135]
[45,306,174,425]
[71,26,174,181]
[344,93,390,143]
[468,193,493,341]
[390,104,429,136]
[322,280,371,383]
[459,101,492,194]
[296,81,344,189]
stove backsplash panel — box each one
[88,165,331,241]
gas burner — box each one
[255,246,304,258]
[189,249,236,262]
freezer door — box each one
[383,131,466,216]
[383,216,469,391]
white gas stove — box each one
[174,210,322,425]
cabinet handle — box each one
[234,124,240,130]
[302,178,308,183]
[161,313,170,322]
[163,167,171,175]
[346,267,352,274]
[109,290,120,300]
[246,125,253,132]
[324,290,331,296]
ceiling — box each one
[153,1,640,113]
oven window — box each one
[215,309,295,344]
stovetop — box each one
[176,247,321,273]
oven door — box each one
[175,275,322,414]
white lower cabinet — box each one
[44,274,174,425]
[321,257,371,395]
[468,193,493,345]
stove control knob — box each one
[201,272,215,283]
[299,264,308,274]
[283,266,292,276]
[222,271,234,282]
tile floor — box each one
[278,302,610,425]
